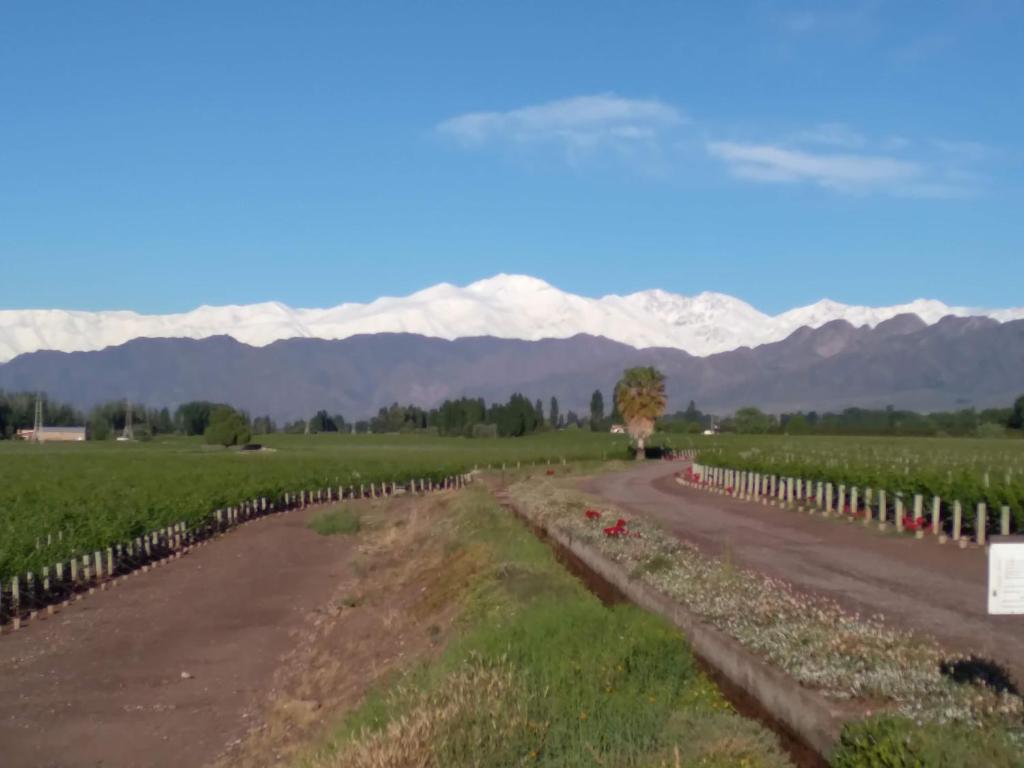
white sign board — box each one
[988,539,1024,615]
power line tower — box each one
[33,393,43,442]
[122,399,134,441]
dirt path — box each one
[0,494,457,768]
[582,461,1024,688]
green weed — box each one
[309,508,361,536]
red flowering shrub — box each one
[584,509,601,521]
[603,518,629,537]
[903,515,929,532]
[603,518,639,538]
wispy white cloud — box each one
[930,138,992,162]
[437,94,686,159]
[791,122,866,148]
[439,94,990,198]
[776,2,880,37]
[881,135,912,151]
[707,125,989,198]
[707,142,921,193]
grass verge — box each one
[300,487,793,768]
[308,508,361,536]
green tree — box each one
[977,422,1006,439]
[309,410,337,433]
[369,403,428,433]
[549,396,560,429]
[1009,395,1024,430]
[734,406,773,434]
[488,393,541,437]
[437,397,486,436]
[203,406,252,446]
[783,413,809,435]
[175,401,223,436]
[151,407,175,434]
[614,367,667,459]
[0,399,11,438]
[683,400,702,423]
[589,390,605,430]
[252,415,277,434]
[87,414,112,441]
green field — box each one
[0,431,631,580]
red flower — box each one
[546,469,555,476]
[903,515,927,531]
[585,509,601,520]
[603,518,630,537]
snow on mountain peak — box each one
[468,273,555,294]
[0,275,1021,363]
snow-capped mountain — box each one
[1,274,1021,364]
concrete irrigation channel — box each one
[493,485,849,768]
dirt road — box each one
[0,495,454,768]
[582,461,1024,688]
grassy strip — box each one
[508,477,1024,762]
[300,487,793,768]
[308,508,361,535]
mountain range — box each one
[1,313,1021,420]
[3,274,1023,363]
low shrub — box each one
[831,714,1024,768]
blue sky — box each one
[1,1,1021,314]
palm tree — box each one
[614,366,667,459]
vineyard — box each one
[4,430,1023,591]
[676,434,1024,533]
[0,431,630,582]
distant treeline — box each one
[0,392,84,437]
[0,393,251,444]
[0,390,618,441]
[319,390,620,437]
[670,400,1024,438]
[5,388,1021,441]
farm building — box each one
[16,426,87,442]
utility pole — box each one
[122,399,134,441]
[33,393,43,442]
